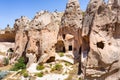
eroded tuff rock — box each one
[13,16,30,62]
[13,11,63,66]
[0,25,15,42]
[60,0,83,62]
[82,0,120,79]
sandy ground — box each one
[0,65,12,71]
[0,42,14,53]
[36,74,68,80]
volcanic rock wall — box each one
[60,0,83,62]
[82,0,120,79]
[13,12,63,66]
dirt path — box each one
[0,65,12,71]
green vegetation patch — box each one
[10,57,26,71]
[36,72,44,77]
[36,64,45,70]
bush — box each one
[19,69,26,74]
[3,58,9,66]
[36,72,43,77]
[23,72,29,78]
[59,52,64,57]
[10,57,26,71]
[52,63,63,71]
[65,62,72,66]
[36,64,45,70]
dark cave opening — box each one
[97,41,104,49]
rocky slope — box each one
[82,0,120,80]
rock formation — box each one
[59,0,83,62]
[13,16,30,63]
[0,25,15,42]
[13,11,63,66]
[82,0,120,79]
[1,0,120,79]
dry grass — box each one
[0,51,5,56]
[0,65,12,71]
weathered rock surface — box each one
[82,0,120,79]
[13,16,30,61]
[60,0,83,62]
[0,25,15,42]
[13,11,63,66]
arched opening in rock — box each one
[55,40,66,53]
[62,34,66,39]
[69,45,72,51]
[46,57,55,63]
[97,41,104,49]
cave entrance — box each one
[69,45,72,51]
[97,41,104,49]
[55,41,66,53]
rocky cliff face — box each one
[13,11,63,66]
[60,0,83,62]
[82,0,120,79]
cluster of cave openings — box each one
[55,41,66,53]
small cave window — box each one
[69,45,72,51]
[7,48,14,52]
[63,34,66,39]
[97,41,104,49]
[55,41,66,53]
[63,47,66,53]
[36,41,40,46]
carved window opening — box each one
[97,41,104,49]
[69,45,72,51]
[63,34,66,39]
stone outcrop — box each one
[13,16,30,62]
[13,11,63,66]
[59,0,83,62]
[82,0,120,79]
[0,25,15,42]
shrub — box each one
[59,52,64,57]
[36,72,43,77]
[3,57,9,66]
[36,64,45,70]
[52,63,63,71]
[23,72,29,78]
[10,57,26,71]
[65,62,72,66]
[19,69,26,74]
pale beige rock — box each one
[82,0,120,79]
[13,11,63,66]
[60,0,83,63]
